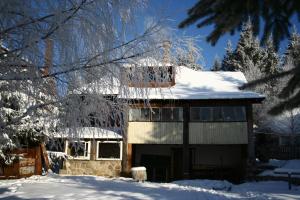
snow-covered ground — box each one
[260,159,300,178]
[0,174,299,200]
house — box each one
[255,110,300,161]
[58,59,264,182]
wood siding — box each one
[189,122,248,144]
[128,122,183,144]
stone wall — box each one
[62,160,121,177]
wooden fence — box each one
[0,144,49,179]
[255,132,300,160]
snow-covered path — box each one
[0,175,299,200]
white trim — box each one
[66,140,91,160]
[96,141,122,161]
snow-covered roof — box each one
[74,63,264,101]
[54,127,122,139]
[120,66,264,100]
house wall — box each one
[127,122,247,145]
[191,145,245,167]
[61,139,122,177]
[63,160,121,177]
[128,122,183,144]
[189,122,248,144]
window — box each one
[67,141,91,160]
[129,107,183,122]
[190,106,246,122]
[96,141,122,160]
[190,107,213,121]
[151,108,161,121]
[161,107,183,121]
[279,136,291,146]
[129,108,150,121]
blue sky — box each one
[144,0,300,70]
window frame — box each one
[190,106,247,122]
[96,141,123,161]
[66,140,91,160]
[128,107,183,122]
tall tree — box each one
[221,21,265,73]
[175,38,203,70]
[211,56,221,71]
[262,36,280,75]
[221,41,235,71]
[268,30,300,114]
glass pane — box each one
[190,107,201,121]
[129,109,140,121]
[85,143,88,157]
[98,143,120,159]
[234,107,246,121]
[140,108,150,121]
[200,107,212,121]
[213,107,223,121]
[161,108,172,121]
[70,142,85,157]
[223,107,236,121]
[151,108,161,121]
[172,108,183,121]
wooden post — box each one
[35,146,42,175]
[126,143,132,175]
[182,105,190,179]
[246,105,255,163]
[40,144,50,172]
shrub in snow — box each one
[47,151,68,173]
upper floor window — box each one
[190,106,246,122]
[129,107,183,122]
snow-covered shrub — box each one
[47,151,68,174]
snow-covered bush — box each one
[47,151,68,174]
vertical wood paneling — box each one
[189,122,248,144]
[128,122,183,144]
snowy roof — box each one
[54,127,122,139]
[119,66,264,100]
[74,63,264,101]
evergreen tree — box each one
[268,30,300,114]
[221,41,235,71]
[262,36,280,75]
[221,21,265,73]
[0,55,56,165]
[233,21,265,73]
[211,56,222,71]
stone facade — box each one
[62,160,121,177]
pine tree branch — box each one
[239,68,295,89]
